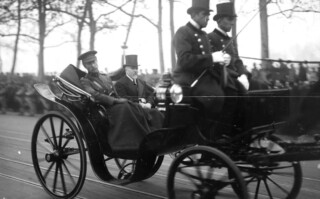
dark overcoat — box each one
[115,75,155,107]
[172,22,224,115]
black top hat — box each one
[78,50,97,62]
[187,0,212,15]
[213,1,237,21]
[123,55,139,69]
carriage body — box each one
[31,65,320,199]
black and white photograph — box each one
[1,0,320,198]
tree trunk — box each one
[11,0,21,74]
[169,0,175,72]
[38,0,46,81]
[158,0,165,74]
[88,0,96,50]
[231,0,239,58]
[259,0,269,68]
[76,1,89,68]
[122,0,137,66]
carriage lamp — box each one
[155,87,167,100]
[169,84,183,104]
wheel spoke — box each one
[266,176,290,194]
[64,159,81,171]
[49,117,58,148]
[37,140,52,153]
[59,162,67,195]
[178,167,202,187]
[263,178,274,199]
[53,162,59,193]
[254,179,261,199]
[43,162,55,180]
[41,126,55,149]
[58,120,64,148]
[62,161,76,185]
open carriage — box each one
[31,64,320,199]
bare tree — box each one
[11,0,22,74]
[105,0,166,73]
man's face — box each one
[194,11,210,28]
[83,58,99,73]
[125,67,138,79]
[218,16,235,32]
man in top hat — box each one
[172,0,228,118]
[208,0,248,87]
[208,0,249,136]
[115,55,155,109]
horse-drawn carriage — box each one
[31,64,320,199]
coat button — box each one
[194,33,198,37]
[198,38,202,42]
[202,51,205,54]
[200,45,204,48]
[221,39,224,42]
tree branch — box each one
[103,0,158,28]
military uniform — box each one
[173,22,224,115]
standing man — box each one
[115,55,155,109]
[208,0,248,91]
[172,0,227,118]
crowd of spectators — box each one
[0,60,319,117]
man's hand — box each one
[223,53,231,66]
[139,102,152,109]
[212,51,225,63]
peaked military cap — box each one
[213,0,237,21]
[78,50,97,62]
[187,0,212,15]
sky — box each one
[0,1,319,75]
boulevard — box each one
[1,113,320,199]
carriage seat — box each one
[56,64,91,101]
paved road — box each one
[1,113,320,199]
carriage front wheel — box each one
[167,146,248,199]
[31,111,87,199]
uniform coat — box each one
[115,75,155,107]
[173,22,224,115]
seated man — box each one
[115,54,155,108]
[77,50,163,153]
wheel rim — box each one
[31,112,87,198]
[167,146,248,199]
[240,135,302,199]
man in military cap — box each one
[115,55,156,108]
[173,0,228,118]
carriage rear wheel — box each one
[237,135,302,199]
[31,111,87,199]
[167,146,248,199]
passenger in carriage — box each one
[78,50,163,152]
[114,54,156,108]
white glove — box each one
[211,51,225,63]
[237,74,249,90]
[139,102,152,109]
[223,53,231,66]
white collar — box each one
[190,19,201,29]
[216,26,229,37]
[126,74,134,82]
